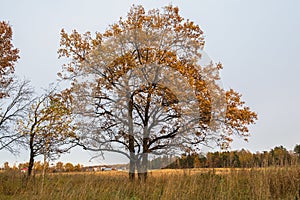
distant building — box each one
[101,167,112,171]
[21,168,28,173]
[81,165,115,172]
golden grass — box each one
[149,168,233,175]
[0,166,299,200]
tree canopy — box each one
[58,5,257,180]
[18,91,77,176]
[0,21,19,98]
[0,22,33,152]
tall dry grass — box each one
[0,167,299,200]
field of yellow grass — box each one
[0,166,299,199]
[83,167,279,176]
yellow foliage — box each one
[57,4,257,152]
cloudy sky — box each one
[1,0,299,166]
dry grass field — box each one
[0,166,299,200]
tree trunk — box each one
[138,172,147,182]
[129,171,135,181]
[28,152,34,177]
[128,98,135,181]
[137,89,151,182]
[27,134,35,177]
[137,153,148,182]
[129,152,135,181]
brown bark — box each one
[27,133,35,177]
[128,98,135,181]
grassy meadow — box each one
[0,167,299,200]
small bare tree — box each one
[0,78,33,152]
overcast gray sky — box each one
[1,0,299,166]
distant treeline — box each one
[2,145,299,172]
[149,145,300,169]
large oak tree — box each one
[58,5,257,181]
